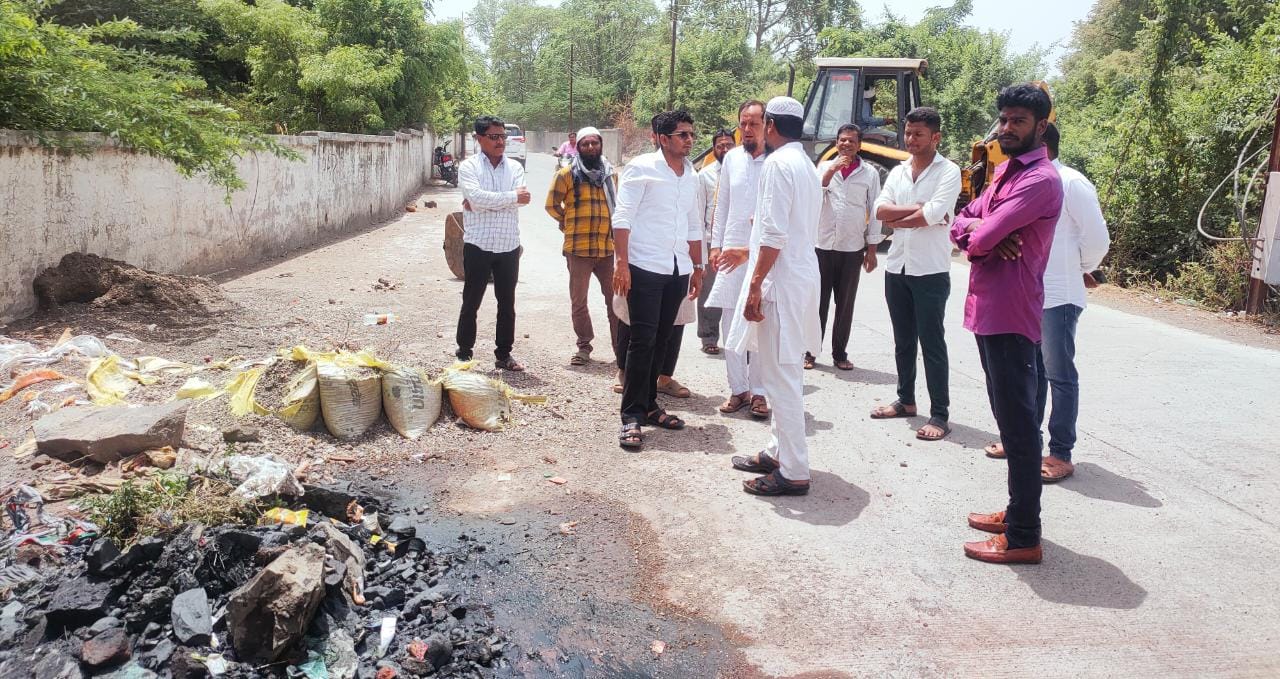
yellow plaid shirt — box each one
[545,167,615,258]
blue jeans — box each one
[1036,304,1082,463]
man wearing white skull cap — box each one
[725,96,823,495]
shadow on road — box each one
[897,417,999,451]
[805,411,834,435]
[1056,462,1163,508]
[749,469,870,526]
[645,422,737,456]
[814,363,898,385]
[1013,540,1148,609]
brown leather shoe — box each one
[967,510,1007,534]
[963,534,1042,564]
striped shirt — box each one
[544,167,614,257]
[459,154,525,253]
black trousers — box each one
[456,243,520,361]
[620,264,687,424]
[976,333,1043,549]
[884,271,950,420]
[616,321,683,377]
[815,247,865,361]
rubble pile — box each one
[0,483,508,678]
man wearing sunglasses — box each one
[612,110,704,449]
[456,115,531,372]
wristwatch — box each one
[693,264,705,270]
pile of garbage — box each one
[2,335,546,438]
[0,481,507,678]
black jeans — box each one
[884,271,950,420]
[616,321,683,377]
[456,243,521,361]
[976,333,1043,549]
[816,247,865,361]
[620,264,688,424]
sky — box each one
[427,0,1098,73]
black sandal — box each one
[916,416,951,441]
[742,470,810,496]
[619,421,643,449]
[731,452,779,473]
[495,356,525,372]
[647,409,685,430]
[870,400,915,419]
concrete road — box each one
[366,153,1280,676]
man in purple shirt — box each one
[950,84,1063,565]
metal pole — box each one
[568,44,574,131]
[1245,94,1280,314]
[668,1,677,110]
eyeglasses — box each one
[479,133,508,141]
[662,131,696,140]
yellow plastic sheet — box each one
[226,368,269,416]
[130,356,200,375]
[283,345,392,371]
[175,377,225,402]
[86,355,138,405]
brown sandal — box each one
[1041,457,1075,482]
[750,395,770,419]
[719,392,750,414]
[870,400,915,419]
[731,452,779,473]
[984,442,1006,459]
[834,359,854,371]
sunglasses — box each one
[479,133,508,141]
[662,131,696,140]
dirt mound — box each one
[33,253,234,314]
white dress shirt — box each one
[873,152,962,276]
[817,158,884,252]
[612,151,702,275]
[727,141,822,364]
[1044,159,1110,309]
[706,146,766,308]
[696,160,721,242]
[459,154,525,253]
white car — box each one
[504,123,527,166]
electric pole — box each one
[1245,93,1280,314]
[668,0,677,110]
[568,44,575,131]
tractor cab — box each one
[800,57,926,174]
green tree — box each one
[630,26,756,130]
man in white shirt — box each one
[695,129,735,354]
[982,123,1109,483]
[725,96,822,496]
[612,110,704,449]
[870,107,962,441]
[808,123,883,371]
[706,100,770,419]
[456,115,531,371]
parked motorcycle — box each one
[433,140,458,187]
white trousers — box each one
[721,311,766,397]
[756,302,810,481]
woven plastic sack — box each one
[441,362,545,431]
[382,367,441,439]
[277,362,320,431]
[317,362,382,439]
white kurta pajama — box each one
[706,146,768,397]
[727,141,822,480]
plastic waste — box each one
[362,313,398,326]
[381,367,441,439]
[278,363,320,431]
[441,362,546,431]
[322,629,358,679]
[175,377,225,402]
[223,454,305,499]
[295,651,328,679]
[317,362,382,439]
[0,369,66,404]
[86,355,147,405]
[261,507,309,527]
[0,335,111,391]
[226,368,270,417]
[376,617,397,658]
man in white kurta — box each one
[726,97,822,495]
[706,101,770,418]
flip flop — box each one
[870,400,915,419]
[701,345,721,355]
[916,417,951,441]
[495,356,525,372]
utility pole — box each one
[568,44,574,131]
[668,0,677,110]
[1245,93,1280,314]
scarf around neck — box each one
[571,153,617,213]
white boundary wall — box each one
[0,128,435,324]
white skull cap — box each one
[765,96,804,118]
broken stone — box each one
[89,616,122,635]
[81,627,131,667]
[226,542,326,664]
[126,587,173,631]
[46,576,114,634]
[34,402,187,464]
[86,539,122,576]
[170,588,212,645]
[97,662,159,679]
[314,522,365,604]
[147,638,176,668]
[221,425,261,443]
[117,537,165,573]
[425,633,453,670]
[32,650,84,679]
[386,516,415,538]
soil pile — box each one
[33,253,235,315]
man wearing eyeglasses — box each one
[456,115,532,372]
[612,110,704,449]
